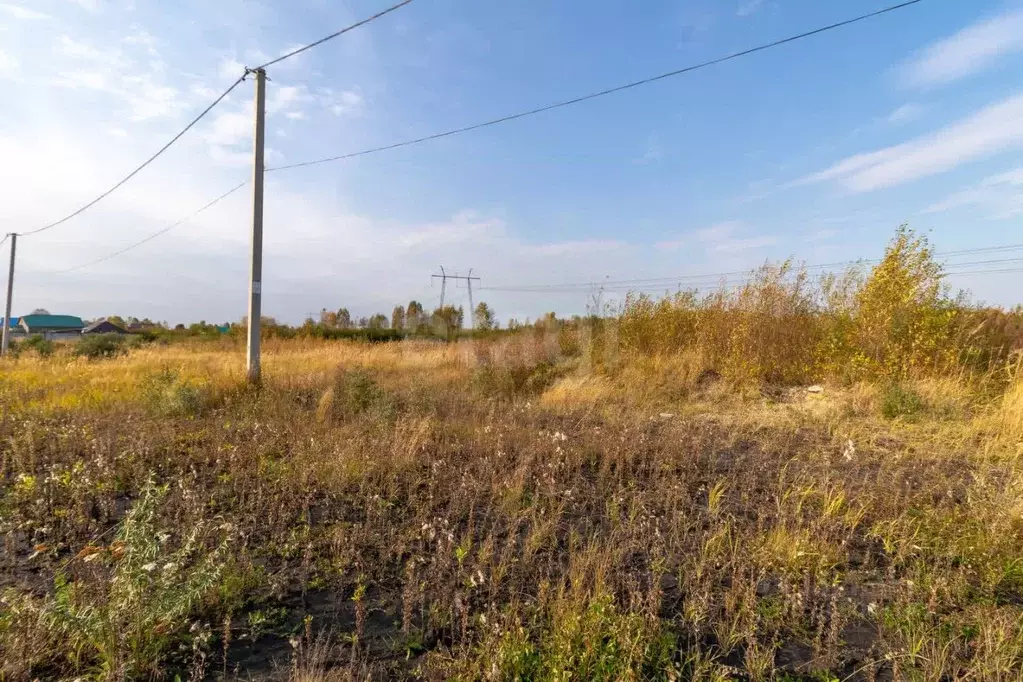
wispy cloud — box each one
[736,0,765,18]
[218,57,245,81]
[798,93,1023,193]
[320,88,364,117]
[633,133,663,165]
[67,0,101,12]
[0,49,17,75]
[923,167,1023,219]
[805,228,839,242]
[655,238,686,250]
[886,103,924,125]
[901,9,1023,88]
[665,221,779,253]
[527,240,626,257]
[0,4,50,19]
[715,235,777,252]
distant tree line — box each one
[78,299,530,344]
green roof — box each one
[20,314,85,330]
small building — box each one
[83,318,127,335]
[0,317,22,339]
[19,314,85,338]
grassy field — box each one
[2,232,1023,681]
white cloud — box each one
[923,167,1023,218]
[736,0,765,18]
[67,0,100,11]
[190,83,221,99]
[799,93,1023,193]
[285,111,306,120]
[805,229,838,242]
[57,35,123,64]
[206,109,252,148]
[886,103,924,125]
[50,35,184,121]
[0,4,50,19]
[122,79,184,121]
[123,28,159,57]
[528,240,625,257]
[0,49,17,75]
[901,9,1023,88]
[695,221,740,242]
[666,221,777,253]
[218,57,245,81]
[268,85,307,114]
[319,88,364,117]
[714,235,777,253]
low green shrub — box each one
[881,383,925,420]
[4,481,232,678]
[22,336,55,358]
[142,368,213,417]
[74,334,126,360]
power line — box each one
[13,1,411,239]
[20,76,246,238]
[954,267,1023,277]
[252,0,415,70]
[268,0,926,173]
[478,243,1023,292]
[49,181,248,274]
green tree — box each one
[406,301,425,332]
[336,308,352,329]
[474,301,495,331]
[431,305,464,340]
[391,305,406,331]
[368,314,388,329]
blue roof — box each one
[1,317,17,328]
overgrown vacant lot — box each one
[1,337,1020,681]
[2,234,1023,681]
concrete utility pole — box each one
[1,233,15,357]
[246,68,266,384]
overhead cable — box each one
[268,0,926,172]
[51,181,248,274]
[20,77,246,238]
[251,0,415,70]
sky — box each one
[1,0,1022,325]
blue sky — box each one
[1,0,1022,324]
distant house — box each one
[83,318,127,335]
[19,314,85,338]
[1,317,17,330]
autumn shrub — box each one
[615,226,992,388]
[845,226,961,380]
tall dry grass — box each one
[614,226,1022,390]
